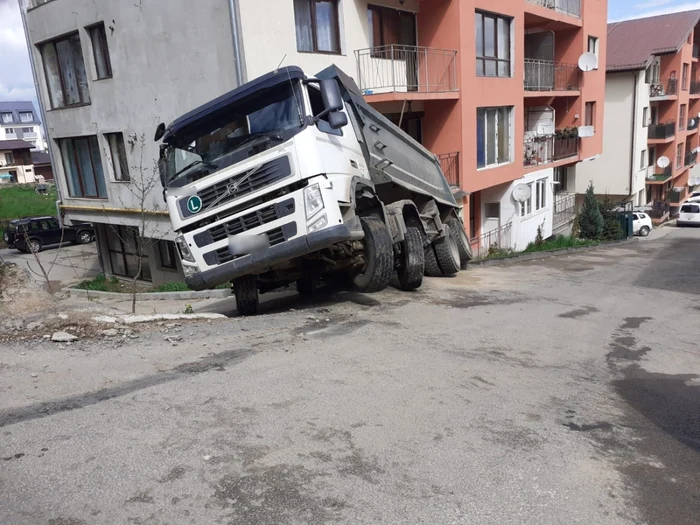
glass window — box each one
[5,152,14,164]
[367,5,416,49]
[680,104,687,130]
[106,225,151,281]
[157,240,178,270]
[535,178,547,211]
[585,102,595,126]
[105,132,130,181]
[19,112,33,122]
[40,32,90,109]
[294,0,340,54]
[5,127,15,135]
[640,149,647,170]
[58,136,107,198]
[520,184,533,217]
[475,11,511,77]
[485,203,500,218]
[477,107,512,168]
[642,107,648,127]
[89,23,112,79]
[1,113,12,123]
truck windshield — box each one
[163,82,304,186]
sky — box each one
[2,0,700,112]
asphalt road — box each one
[1,226,699,525]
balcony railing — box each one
[648,120,676,139]
[526,0,581,18]
[470,222,513,261]
[523,135,580,166]
[691,80,700,94]
[438,152,459,187]
[650,78,678,97]
[646,166,672,182]
[685,151,697,166]
[553,193,576,229]
[355,45,457,94]
[524,59,581,91]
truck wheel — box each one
[433,224,460,276]
[233,275,259,316]
[296,276,317,296]
[352,216,393,293]
[447,218,472,269]
[424,244,443,277]
[397,227,424,291]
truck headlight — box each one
[308,214,328,233]
[182,264,199,277]
[304,184,324,219]
[175,235,195,263]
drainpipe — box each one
[628,71,639,205]
[17,1,65,225]
[227,0,247,85]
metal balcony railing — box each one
[647,120,676,139]
[646,166,672,182]
[524,59,581,91]
[691,80,700,94]
[523,135,580,166]
[438,152,459,187]
[649,78,678,97]
[553,193,576,228]
[526,0,581,18]
[355,45,458,94]
[470,222,513,261]
[685,151,697,166]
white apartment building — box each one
[0,101,47,151]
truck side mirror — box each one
[328,111,348,130]
[154,123,165,141]
[320,79,343,112]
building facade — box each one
[0,139,36,183]
[578,11,700,221]
[22,0,606,284]
[0,101,47,151]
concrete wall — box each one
[576,71,648,203]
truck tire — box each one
[233,275,259,316]
[424,244,443,277]
[433,224,460,276]
[352,216,393,293]
[397,227,424,290]
[446,218,472,269]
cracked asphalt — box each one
[1,226,699,525]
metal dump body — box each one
[316,66,458,209]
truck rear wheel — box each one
[433,224,461,276]
[424,244,443,277]
[233,275,259,316]
[397,226,424,291]
[447,218,472,269]
[352,216,393,293]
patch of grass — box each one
[522,235,599,254]
[0,184,59,246]
[76,273,124,292]
[150,281,230,293]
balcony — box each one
[553,193,576,229]
[688,117,699,131]
[691,81,700,95]
[355,45,458,101]
[647,120,676,141]
[685,151,697,167]
[524,59,581,93]
[438,152,459,187]
[525,0,581,18]
[646,166,672,184]
[649,78,678,99]
[523,134,580,166]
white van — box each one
[677,203,700,226]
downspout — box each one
[227,0,247,85]
[628,71,639,204]
[17,1,65,225]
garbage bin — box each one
[618,212,633,239]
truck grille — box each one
[213,225,288,264]
[197,156,291,211]
[209,204,279,242]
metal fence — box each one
[526,0,581,17]
[470,222,512,261]
[523,135,580,166]
[524,59,581,91]
[648,120,676,139]
[355,45,458,94]
[553,193,576,228]
[685,151,697,167]
[650,78,678,97]
[438,152,459,187]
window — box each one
[368,5,416,49]
[553,167,567,192]
[535,178,547,211]
[680,104,687,130]
[294,0,340,54]
[105,132,130,181]
[58,136,107,198]
[4,152,14,164]
[587,36,599,68]
[21,127,32,133]
[585,102,596,127]
[475,11,511,77]
[682,63,689,90]
[642,107,648,127]
[19,112,33,122]
[157,240,178,270]
[40,32,90,109]
[520,184,533,217]
[640,149,647,170]
[1,113,12,123]
[485,202,500,218]
[676,143,683,169]
[106,225,151,281]
[5,127,15,135]
[476,106,512,168]
[88,23,112,79]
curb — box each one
[65,287,232,301]
[469,238,637,267]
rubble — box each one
[51,331,79,343]
[101,329,119,337]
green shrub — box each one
[578,183,604,239]
[599,197,623,241]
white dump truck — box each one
[155,65,471,315]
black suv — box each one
[4,217,95,253]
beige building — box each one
[0,140,36,184]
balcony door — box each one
[368,5,417,91]
[524,32,554,91]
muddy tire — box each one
[424,244,443,277]
[639,226,651,237]
[447,218,472,269]
[397,226,424,291]
[233,275,259,316]
[352,216,393,293]
[433,224,460,276]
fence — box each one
[355,45,457,94]
[523,135,579,166]
[650,78,678,97]
[647,121,676,139]
[553,193,576,229]
[438,152,459,187]
[526,0,581,17]
[524,59,581,91]
[470,222,512,260]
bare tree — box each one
[22,223,67,293]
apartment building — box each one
[0,139,36,183]
[577,10,700,221]
[22,0,605,283]
[0,101,47,151]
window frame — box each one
[676,143,683,170]
[585,101,596,127]
[640,149,647,170]
[682,63,689,90]
[294,0,342,55]
[642,107,648,127]
[157,240,178,271]
[368,4,416,50]
[106,225,151,281]
[39,31,90,109]
[18,112,33,122]
[87,22,113,80]
[1,112,12,123]
[58,135,107,199]
[105,132,130,181]
[476,106,513,169]
[520,184,533,217]
[553,167,567,192]
[534,178,547,212]
[5,127,15,135]
[5,152,15,165]
[475,11,512,78]
[587,36,599,68]
[680,104,687,130]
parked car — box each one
[632,212,652,236]
[4,217,94,252]
[677,203,700,226]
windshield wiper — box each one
[171,159,216,181]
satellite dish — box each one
[657,156,670,168]
[512,184,532,203]
[689,119,696,128]
[697,112,700,118]
[578,52,598,72]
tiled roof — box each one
[0,139,34,151]
[607,10,700,72]
[0,101,41,125]
[31,151,51,165]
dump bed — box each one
[316,66,458,208]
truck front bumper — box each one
[185,220,363,290]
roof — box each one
[31,151,51,165]
[607,10,700,72]
[0,101,41,125]
[0,139,33,151]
